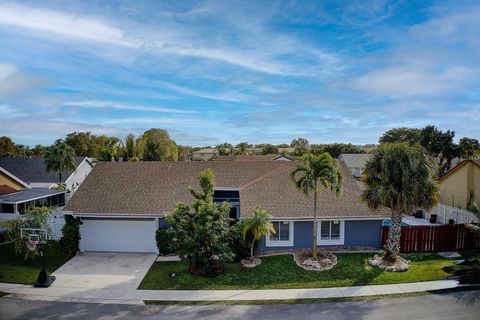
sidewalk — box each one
[0,280,463,305]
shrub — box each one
[156,228,175,255]
[60,215,82,256]
[229,223,253,262]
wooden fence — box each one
[381,224,480,253]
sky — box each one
[0,0,479,147]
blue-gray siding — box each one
[257,220,383,251]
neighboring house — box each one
[438,160,480,210]
[0,166,67,238]
[212,155,295,161]
[65,161,389,253]
[0,157,94,196]
[338,154,372,178]
[192,148,219,161]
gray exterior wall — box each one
[257,220,383,251]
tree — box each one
[420,126,460,176]
[166,169,233,276]
[261,144,279,155]
[65,132,94,156]
[361,143,439,263]
[142,129,178,161]
[289,153,343,259]
[240,206,276,261]
[0,136,16,157]
[125,134,144,160]
[236,142,251,155]
[44,142,76,186]
[310,143,364,158]
[216,143,233,156]
[177,145,193,161]
[97,147,116,161]
[379,127,422,144]
[459,137,480,160]
[291,138,310,156]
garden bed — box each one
[138,253,455,290]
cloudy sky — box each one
[0,0,479,146]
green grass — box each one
[0,242,72,285]
[138,253,455,290]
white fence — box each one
[0,209,65,240]
[427,204,479,224]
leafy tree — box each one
[311,143,364,158]
[277,143,290,148]
[290,153,343,259]
[177,145,193,161]
[97,147,116,161]
[235,142,251,155]
[31,144,47,157]
[216,143,233,156]
[0,207,52,259]
[0,136,16,157]
[379,127,422,144]
[420,126,460,176]
[65,132,94,156]
[142,129,178,161]
[361,143,439,262]
[166,169,233,276]
[44,141,76,186]
[261,144,279,155]
[240,206,275,261]
[291,138,310,156]
[459,137,480,160]
[125,134,144,160]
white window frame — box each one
[317,220,345,245]
[265,221,294,247]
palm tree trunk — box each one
[58,172,63,187]
[312,190,318,259]
[385,210,402,262]
[250,238,256,261]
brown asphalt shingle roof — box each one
[65,161,389,219]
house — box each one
[0,166,66,217]
[192,148,219,161]
[338,154,372,178]
[65,160,389,253]
[0,157,94,197]
[212,154,295,161]
[438,159,480,210]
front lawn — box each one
[0,241,72,285]
[138,253,455,290]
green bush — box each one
[229,223,253,262]
[60,215,82,256]
[156,228,175,255]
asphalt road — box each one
[1,290,479,320]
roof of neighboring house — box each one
[0,188,65,204]
[0,166,30,188]
[211,155,295,161]
[0,184,18,196]
[0,157,88,184]
[193,148,218,154]
[65,161,389,219]
[438,159,480,182]
[339,154,372,168]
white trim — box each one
[63,158,94,186]
[240,216,387,222]
[265,220,294,247]
[317,220,345,245]
[71,212,164,218]
[0,167,30,189]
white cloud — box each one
[156,81,251,103]
[0,63,45,98]
[0,3,138,47]
[64,100,194,114]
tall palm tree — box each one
[290,153,343,259]
[361,143,439,262]
[240,206,276,261]
[125,133,145,160]
[44,142,77,187]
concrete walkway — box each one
[0,280,464,305]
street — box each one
[1,290,479,320]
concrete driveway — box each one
[51,252,157,291]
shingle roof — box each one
[0,188,65,204]
[0,157,87,183]
[339,154,372,168]
[65,161,389,219]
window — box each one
[317,220,344,245]
[266,221,293,247]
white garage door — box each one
[79,218,157,253]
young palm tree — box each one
[240,206,276,261]
[290,153,343,259]
[44,142,77,187]
[361,143,439,262]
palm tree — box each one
[240,206,276,261]
[290,153,343,259]
[125,133,145,160]
[44,142,77,187]
[361,143,439,262]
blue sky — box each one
[0,0,479,147]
